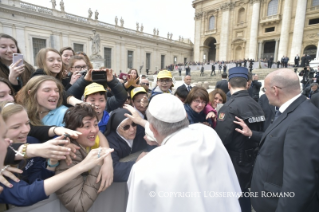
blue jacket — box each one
[106,125,149,182]
[0,179,47,206]
[98,110,110,133]
[150,86,172,101]
[20,137,55,184]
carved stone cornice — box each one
[194,12,203,20]
[220,2,236,11]
[249,0,263,4]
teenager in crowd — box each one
[59,47,74,77]
[0,105,113,207]
[0,33,34,91]
[56,104,114,212]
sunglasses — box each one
[121,122,137,131]
[141,83,149,86]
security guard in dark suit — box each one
[215,67,265,212]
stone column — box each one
[2,24,13,36]
[258,42,262,60]
[248,1,261,60]
[219,9,230,61]
[193,12,203,62]
[317,40,319,60]
[15,26,26,55]
[274,39,279,62]
[278,0,292,61]
[289,0,307,60]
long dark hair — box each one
[0,33,34,86]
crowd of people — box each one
[0,31,319,212]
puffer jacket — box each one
[55,140,101,212]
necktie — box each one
[188,86,190,92]
[274,110,282,122]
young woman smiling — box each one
[32,48,92,102]
[16,75,68,127]
[55,104,114,212]
[0,33,34,91]
[0,105,113,207]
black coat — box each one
[251,96,319,212]
[258,94,275,131]
[215,90,265,189]
[300,56,306,67]
[311,92,319,109]
[215,79,229,94]
[106,125,149,182]
[251,80,262,101]
[177,84,192,95]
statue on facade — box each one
[170,33,173,40]
[140,24,144,32]
[115,16,118,26]
[156,29,159,36]
[179,36,181,41]
[167,32,169,39]
[120,17,124,27]
[59,0,64,12]
[51,0,56,9]
[88,8,93,19]
[136,22,139,31]
[90,29,101,58]
[95,10,99,20]
[153,28,156,35]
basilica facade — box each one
[0,0,193,74]
[192,0,319,63]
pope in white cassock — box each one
[124,94,241,212]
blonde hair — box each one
[36,48,64,80]
[16,75,64,126]
[0,101,25,122]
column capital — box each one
[194,12,203,20]
[220,2,235,11]
[249,0,263,4]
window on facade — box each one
[104,48,112,68]
[146,53,151,70]
[73,43,84,53]
[174,56,177,64]
[265,27,275,32]
[313,0,319,6]
[267,0,278,16]
[161,55,165,69]
[32,38,46,65]
[209,16,215,30]
[128,51,133,69]
[238,8,245,23]
[309,18,319,25]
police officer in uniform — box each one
[215,67,265,212]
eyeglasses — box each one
[262,85,283,92]
[193,99,207,105]
[158,79,172,83]
[121,122,137,131]
[72,65,88,70]
[141,83,149,86]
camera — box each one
[78,69,107,82]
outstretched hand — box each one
[233,116,252,137]
[123,104,146,127]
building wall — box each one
[193,0,319,62]
[0,0,193,74]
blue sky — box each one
[23,0,195,42]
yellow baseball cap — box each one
[157,70,172,79]
[131,87,147,99]
[84,83,106,97]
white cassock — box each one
[126,123,241,212]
